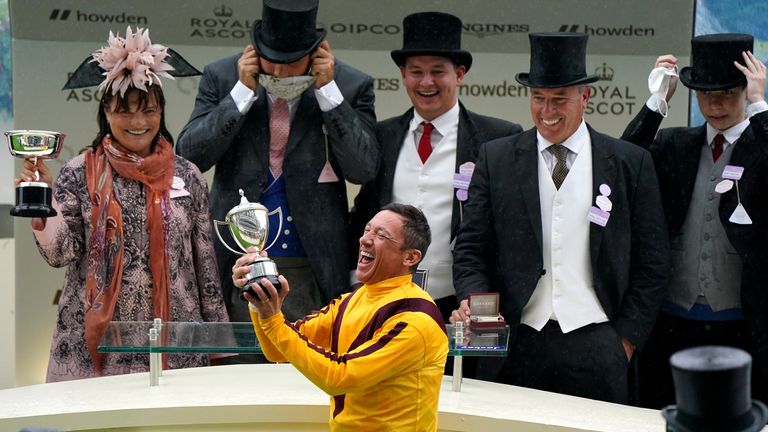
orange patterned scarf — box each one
[83,135,175,373]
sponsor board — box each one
[11,0,691,54]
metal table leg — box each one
[452,355,463,392]
[149,328,160,387]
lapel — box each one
[514,130,543,251]
[677,126,706,207]
[455,103,477,168]
[730,124,764,172]
[380,109,414,206]
[588,127,617,271]
[285,88,320,159]
[451,104,479,239]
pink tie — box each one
[418,122,434,163]
[712,133,725,163]
[269,98,290,177]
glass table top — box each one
[98,321,510,357]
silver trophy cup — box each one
[6,130,65,217]
[214,189,284,300]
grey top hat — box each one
[390,12,473,72]
[251,0,327,64]
[679,33,754,91]
[662,346,768,432]
[515,32,598,88]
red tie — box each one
[418,122,434,163]
[712,133,725,162]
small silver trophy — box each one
[6,130,65,217]
[214,189,284,300]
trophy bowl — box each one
[6,130,65,218]
[214,189,284,300]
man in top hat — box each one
[450,32,670,403]
[662,346,768,432]
[350,11,521,323]
[177,0,379,329]
[621,34,768,408]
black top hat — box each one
[251,0,327,64]
[390,12,473,72]
[679,33,753,91]
[515,32,598,88]
[662,346,768,432]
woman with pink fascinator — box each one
[15,27,229,382]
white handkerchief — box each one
[729,204,753,225]
[647,66,678,117]
[170,188,191,199]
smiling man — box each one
[450,32,670,404]
[621,33,768,409]
[351,12,521,323]
[234,203,448,431]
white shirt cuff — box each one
[746,100,768,118]
[646,94,666,113]
[314,80,344,112]
[230,81,258,113]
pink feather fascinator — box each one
[91,27,173,96]
[62,26,201,94]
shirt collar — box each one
[409,101,460,136]
[537,120,589,155]
[706,117,750,146]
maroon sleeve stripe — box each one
[333,394,345,418]
[331,321,410,418]
[349,298,446,351]
[292,296,338,327]
[331,289,358,352]
[345,321,408,361]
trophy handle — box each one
[213,220,246,255]
[264,207,284,252]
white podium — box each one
[0,363,666,432]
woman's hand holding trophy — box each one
[7,130,65,218]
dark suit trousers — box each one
[638,312,750,409]
[499,321,629,404]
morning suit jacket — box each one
[349,103,522,259]
[453,125,671,355]
[621,106,768,373]
[177,53,379,312]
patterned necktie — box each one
[417,122,434,163]
[269,97,290,177]
[548,145,569,189]
[712,133,725,163]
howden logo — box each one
[558,24,655,37]
[48,8,147,25]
